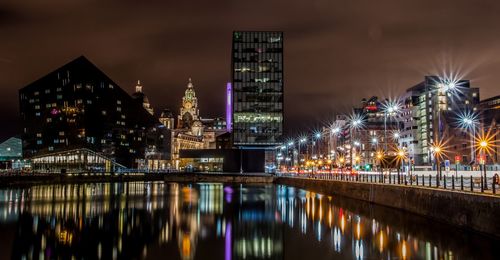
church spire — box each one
[135,80,142,93]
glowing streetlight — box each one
[456,110,479,164]
[475,128,497,189]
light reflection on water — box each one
[0,182,497,259]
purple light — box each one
[50,108,59,115]
[226,82,232,132]
[225,222,232,260]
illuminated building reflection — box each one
[0,183,496,259]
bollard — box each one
[481,175,484,192]
[470,176,473,192]
[461,175,463,191]
[422,174,425,187]
[444,176,447,189]
[389,173,392,184]
[436,174,440,187]
[404,175,407,185]
[416,175,419,186]
[452,175,455,190]
[429,175,431,187]
[493,178,496,194]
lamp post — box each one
[396,148,407,184]
[478,139,490,189]
[382,100,400,151]
[377,152,383,181]
[348,114,364,174]
[288,141,294,169]
[314,132,322,159]
[298,138,306,173]
[432,145,443,183]
[457,111,479,170]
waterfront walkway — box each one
[277,172,500,196]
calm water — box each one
[0,182,498,260]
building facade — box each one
[231,31,284,147]
[19,56,170,171]
[480,95,500,165]
[170,79,227,170]
[400,76,480,166]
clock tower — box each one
[178,78,200,128]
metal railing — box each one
[277,172,500,195]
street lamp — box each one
[456,110,479,168]
[382,99,401,151]
[476,133,493,190]
[431,144,443,182]
[288,141,295,168]
[395,148,407,184]
[348,113,365,174]
[298,137,307,172]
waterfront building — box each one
[399,76,480,167]
[351,97,400,169]
[171,79,228,170]
[231,31,284,147]
[18,56,170,172]
[0,137,26,170]
[480,95,500,166]
[231,31,284,172]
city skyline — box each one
[2,1,500,140]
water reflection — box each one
[0,182,497,259]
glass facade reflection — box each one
[0,183,497,259]
[232,31,284,146]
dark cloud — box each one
[1,0,500,140]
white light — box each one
[315,133,321,139]
[300,138,307,143]
[393,133,400,138]
[288,141,294,146]
[372,138,377,143]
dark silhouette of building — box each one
[19,56,170,169]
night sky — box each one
[1,0,500,140]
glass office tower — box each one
[231,31,284,147]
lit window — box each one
[45,89,50,94]
[36,133,42,137]
[117,100,122,105]
[472,92,477,97]
[57,95,63,100]
[465,100,469,104]
[102,110,107,115]
[46,118,52,122]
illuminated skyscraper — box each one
[231,31,284,147]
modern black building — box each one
[231,31,284,147]
[19,56,170,171]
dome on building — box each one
[132,80,154,115]
[160,109,174,118]
[191,120,204,136]
[192,120,203,127]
